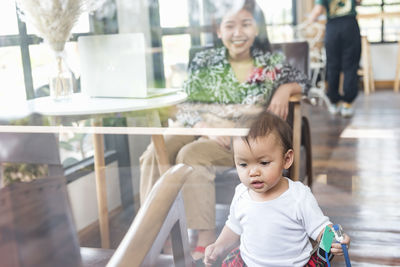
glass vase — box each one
[49,53,73,101]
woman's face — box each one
[217,8,258,61]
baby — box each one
[204,111,350,266]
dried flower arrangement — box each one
[16,0,105,52]
[15,0,106,99]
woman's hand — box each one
[194,121,231,150]
[267,82,301,120]
[267,85,290,120]
[331,233,351,256]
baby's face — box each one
[233,134,293,200]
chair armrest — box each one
[289,93,302,103]
[107,164,193,267]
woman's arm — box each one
[267,82,302,120]
[308,4,326,23]
[204,226,240,266]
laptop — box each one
[78,33,181,98]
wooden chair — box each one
[394,40,400,93]
[79,164,194,267]
[0,132,82,267]
[358,35,375,95]
[105,163,193,267]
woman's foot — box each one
[192,229,216,260]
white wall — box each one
[67,161,121,231]
[370,43,398,81]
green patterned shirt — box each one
[178,46,310,126]
[183,47,309,105]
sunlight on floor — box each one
[340,127,400,139]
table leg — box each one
[151,135,170,175]
[92,121,110,249]
[291,102,301,181]
[395,41,400,93]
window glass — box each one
[383,5,400,41]
[59,119,94,167]
[200,32,214,47]
[258,0,293,42]
[357,5,382,14]
[258,0,293,26]
[0,1,19,35]
[159,0,189,27]
[361,0,382,4]
[29,41,93,167]
[162,34,190,88]
[29,41,80,95]
[384,0,400,4]
[0,46,26,103]
[357,6,383,41]
[268,25,294,43]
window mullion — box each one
[149,0,165,87]
[16,9,35,100]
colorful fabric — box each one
[222,248,246,267]
[177,46,310,126]
[222,248,329,267]
[314,0,357,19]
[183,46,309,105]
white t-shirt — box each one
[226,178,331,267]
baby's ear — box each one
[283,149,294,169]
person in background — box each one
[204,111,351,267]
[308,0,362,117]
[140,0,310,260]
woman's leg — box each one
[341,17,361,104]
[175,137,234,256]
[325,20,342,105]
[139,134,196,204]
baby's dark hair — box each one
[244,111,293,153]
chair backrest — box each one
[271,41,309,76]
[0,176,82,267]
[107,164,193,267]
[0,132,64,186]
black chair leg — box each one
[301,116,313,189]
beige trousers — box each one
[139,135,234,230]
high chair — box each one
[358,35,375,95]
[394,40,400,93]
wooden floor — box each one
[79,90,400,266]
[307,90,400,266]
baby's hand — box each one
[204,243,224,267]
[330,233,350,256]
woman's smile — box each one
[231,39,248,45]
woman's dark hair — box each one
[210,0,271,53]
[242,111,293,154]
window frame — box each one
[358,0,400,43]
